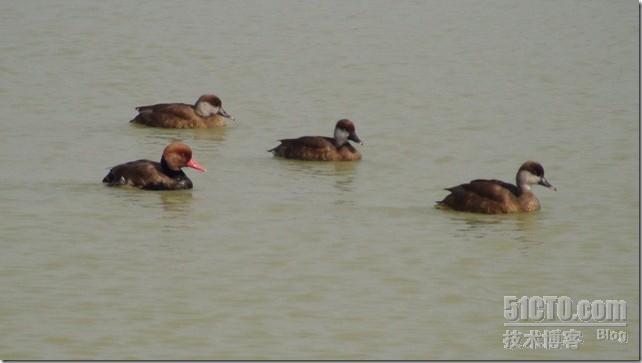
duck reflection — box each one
[158,190,194,213]
[513,213,543,255]
[281,159,356,176]
[133,126,228,146]
[278,160,359,205]
[445,211,543,255]
[332,162,357,194]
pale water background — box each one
[0,0,638,360]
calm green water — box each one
[0,0,638,359]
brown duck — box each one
[103,143,206,190]
[130,94,234,128]
[437,161,556,214]
[269,119,363,161]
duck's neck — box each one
[161,159,183,177]
[516,181,540,211]
[515,170,533,194]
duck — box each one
[102,143,206,190]
[269,119,363,161]
[437,161,556,214]
[130,94,234,128]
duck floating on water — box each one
[130,94,234,128]
[269,119,363,161]
[437,161,556,214]
[103,143,206,190]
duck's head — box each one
[333,119,362,147]
[195,94,235,120]
[516,161,555,191]
[161,143,206,172]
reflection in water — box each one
[332,162,358,194]
[158,190,193,213]
[443,210,543,254]
[131,125,228,150]
[158,191,195,235]
[102,184,194,214]
[276,159,359,204]
[446,211,503,239]
[281,159,358,177]
[512,213,543,255]
[2,0,637,359]
[334,174,354,193]
[191,127,227,144]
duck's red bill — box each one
[186,159,207,172]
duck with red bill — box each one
[103,142,206,190]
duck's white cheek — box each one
[196,102,219,116]
[334,128,349,143]
[528,174,540,184]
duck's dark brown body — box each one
[438,179,540,214]
[437,161,555,214]
[269,119,363,161]
[270,136,362,161]
[131,103,227,128]
[102,143,205,190]
[103,160,193,190]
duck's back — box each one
[270,136,361,161]
[438,179,521,214]
[102,160,192,190]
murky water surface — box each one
[0,0,638,359]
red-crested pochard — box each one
[437,161,556,214]
[130,94,234,128]
[269,119,363,161]
[102,143,206,190]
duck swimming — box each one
[130,94,234,128]
[269,119,363,161]
[102,143,206,190]
[437,161,556,214]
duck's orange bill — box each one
[186,159,207,172]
